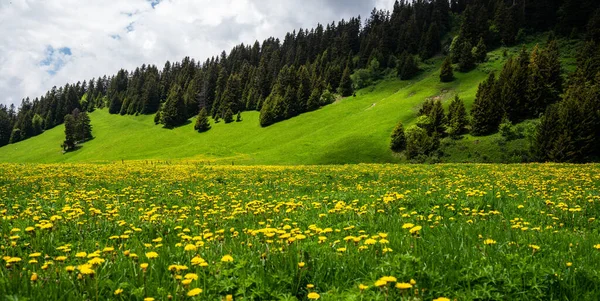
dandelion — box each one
[140,263,149,270]
[433,298,450,301]
[187,288,202,296]
[30,273,38,281]
[566,262,573,267]
[145,252,159,259]
[184,244,197,251]
[409,226,422,234]
[359,284,369,290]
[298,262,305,268]
[594,244,600,250]
[307,292,320,299]
[144,298,155,301]
[483,239,496,245]
[184,273,198,280]
[306,284,314,289]
[402,223,415,229]
[221,255,234,262]
[114,289,123,295]
[396,282,412,289]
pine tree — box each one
[390,121,407,152]
[338,65,354,97]
[154,111,161,125]
[194,107,211,133]
[471,73,502,135]
[62,114,76,151]
[307,88,321,111]
[77,111,93,142]
[160,85,187,128]
[0,108,11,147]
[457,40,475,72]
[223,108,234,124]
[399,52,420,80]
[473,37,487,63]
[440,57,454,82]
[236,112,242,122]
[447,95,469,136]
[429,100,446,136]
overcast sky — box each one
[0,0,395,108]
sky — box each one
[0,0,396,108]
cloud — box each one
[0,0,396,107]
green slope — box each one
[0,35,579,164]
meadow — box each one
[1,162,600,300]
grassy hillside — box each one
[0,35,579,164]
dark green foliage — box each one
[338,65,353,97]
[32,114,44,136]
[428,99,446,136]
[447,95,469,136]
[194,107,211,133]
[418,99,434,117]
[457,40,475,72]
[420,22,441,59]
[390,121,406,152]
[61,115,76,151]
[154,111,161,125]
[440,57,454,82]
[76,111,93,142]
[160,85,187,128]
[500,48,530,122]
[224,108,234,124]
[405,126,435,159]
[307,88,322,112]
[471,73,502,136]
[398,52,420,80]
[9,128,21,144]
[473,37,487,63]
[0,106,11,147]
[236,112,242,122]
[533,79,600,162]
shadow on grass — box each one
[161,120,192,129]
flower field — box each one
[1,163,600,300]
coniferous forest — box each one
[1,0,600,162]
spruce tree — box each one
[224,108,234,124]
[440,57,455,82]
[457,41,475,72]
[78,111,92,142]
[307,88,321,112]
[154,111,161,125]
[338,65,354,97]
[160,85,187,128]
[471,73,502,135]
[447,95,469,136]
[62,114,76,151]
[429,100,447,136]
[473,37,487,63]
[390,121,407,152]
[399,53,420,80]
[194,107,211,133]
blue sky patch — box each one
[38,45,72,75]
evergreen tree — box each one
[471,73,502,135]
[429,100,446,136]
[32,114,44,136]
[223,108,234,124]
[307,88,322,112]
[194,107,211,133]
[338,65,354,97]
[160,85,187,128]
[0,107,11,147]
[457,40,475,72]
[501,47,530,122]
[405,126,434,159]
[390,121,407,152]
[473,37,487,63]
[9,128,21,144]
[154,111,161,125]
[236,112,242,122]
[440,57,455,82]
[62,114,76,151]
[398,52,420,80]
[447,95,469,136]
[420,22,441,59]
[77,111,93,142]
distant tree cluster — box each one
[391,95,468,159]
[532,38,600,162]
[471,41,562,135]
[62,109,92,152]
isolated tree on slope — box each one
[194,107,211,133]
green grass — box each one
[0,34,578,164]
[1,163,600,300]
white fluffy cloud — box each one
[0,0,396,107]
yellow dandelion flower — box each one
[114,289,123,295]
[298,262,305,268]
[396,282,412,289]
[145,252,159,259]
[187,288,202,296]
[307,292,320,299]
[221,255,234,262]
